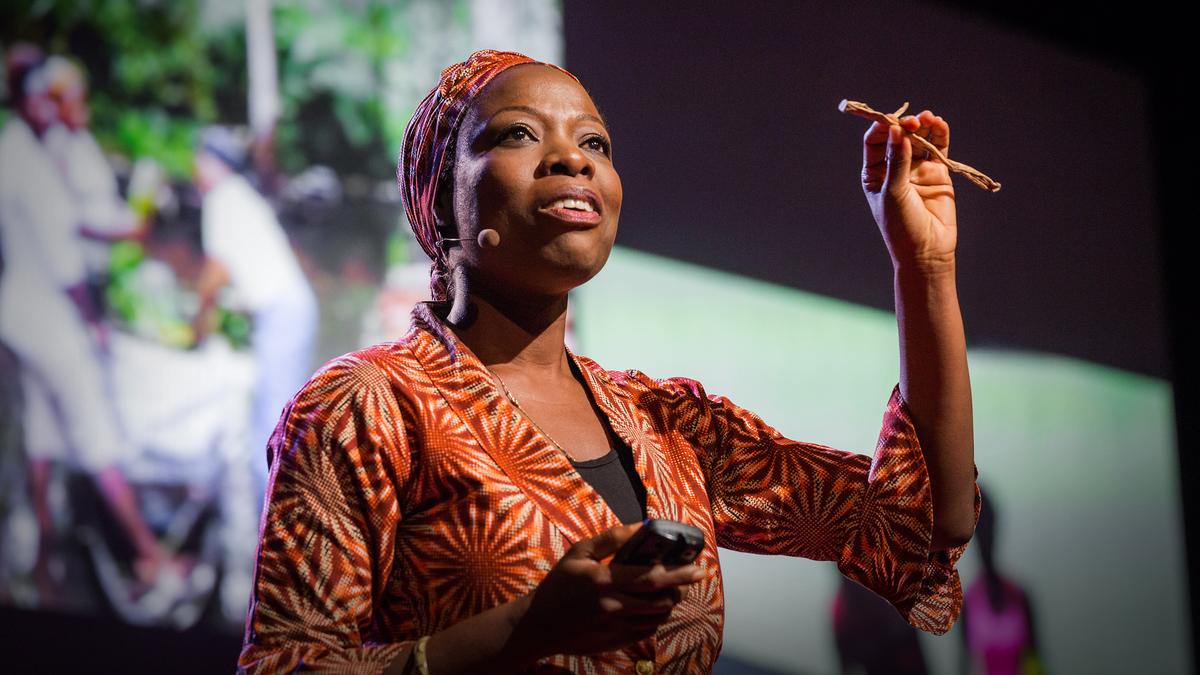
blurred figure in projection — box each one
[0,44,172,598]
[41,55,146,290]
[832,574,930,675]
[191,126,318,505]
[959,488,1043,675]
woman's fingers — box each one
[930,114,950,156]
[915,113,933,159]
[910,110,950,160]
[862,120,891,173]
[603,562,699,623]
[866,112,947,156]
[863,115,921,192]
[883,123,912,193]
[606,588,685,616]
[571,523,642,562]
[611,562,702,593]
[902,112,931,161]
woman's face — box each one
[440,63,622,300]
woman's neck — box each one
[443,289,571,379]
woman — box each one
[238,49,980,674]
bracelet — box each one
[414,635,431,675]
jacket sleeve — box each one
[632,371,980,635]
[238,353,415,673]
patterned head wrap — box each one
[397,49,581,301]
[44,55,86,97]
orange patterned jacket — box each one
[239,301,980,674]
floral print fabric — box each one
[239,301,980,673]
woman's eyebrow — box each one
[491,104,608,129]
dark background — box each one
[6,2,1193,672]
[564,3,1168,380]
[561,3,1195,674]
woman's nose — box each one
[539,136,593,178]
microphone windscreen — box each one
[477,228,501,249]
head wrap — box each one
[44,55,86,98]
[198,125,248,171]
[397,49,581,301]
[5,43,46,105]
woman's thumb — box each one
[569,523,641,561]
[884,124,911,194]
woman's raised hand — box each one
[860,110,958,274]
[518,522,705,657]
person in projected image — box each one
[959,488,1043,675]
[0,44,176,601]
[40,55,148,288]
[833,573,930,675]
[239,49,981,674]
[191,126,319,510]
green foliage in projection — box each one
[1,0,472,182]
[1,0,220,177]
[272,1,414,180]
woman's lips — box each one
[537,206,602,227]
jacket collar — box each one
[405,301,670,544]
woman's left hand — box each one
[861,110,957,273]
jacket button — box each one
[635,659,655,675]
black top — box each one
[564,354,647,525]
[570,437,647,525]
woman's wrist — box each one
[892,252,956,280]
[406,592,546,675]
[497,592,546,669]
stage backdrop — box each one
[561,2,1184,674]
[0,1,1186,673]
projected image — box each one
[0,0,563,631]
[573,248,1185,675]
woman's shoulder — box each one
[572,352,709,402]
[298,335,428,404]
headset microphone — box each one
[438,228,501,250]
[477,228,501,249]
